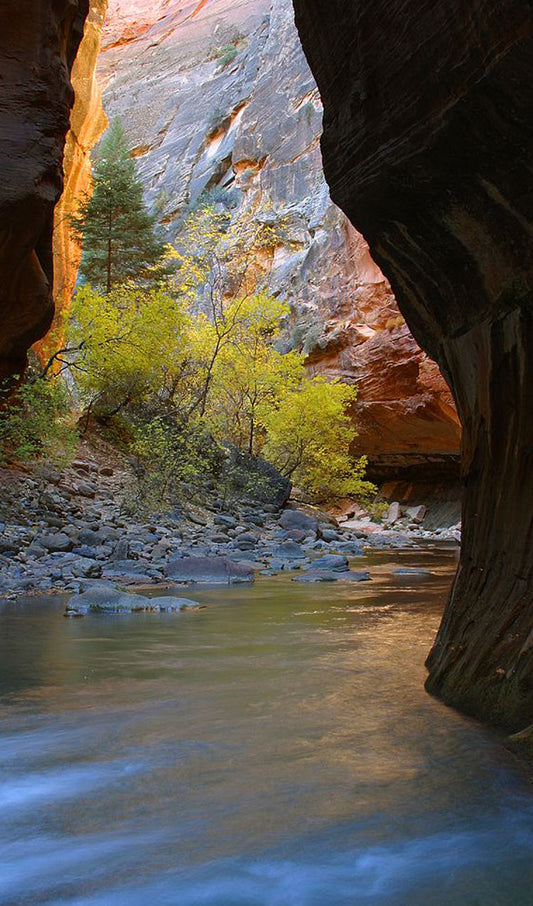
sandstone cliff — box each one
[294,0,533,730]
[0,0,90,381]
[43,0,109,363]
[97,0,460,477]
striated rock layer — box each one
[0,0,90,380]
[294,0,533,729]
[98,0,460,474]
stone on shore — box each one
[165,556,254,584]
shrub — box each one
[216,44,239,69]
[0,364,77,466]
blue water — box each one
[1,548,532,905]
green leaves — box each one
[71,118,165,293]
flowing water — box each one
[1,547,533,906]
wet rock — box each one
[307,554,349,572]
[336,570,371,583]
[165,556,254,584]
[65,587,200,616]
[392,568,434,581]
[331,540,365,555]
[102,560,157,583]
[292,571,339,583]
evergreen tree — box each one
[71,118,165,293]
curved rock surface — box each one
[97,0,460,472]
[294,0,533,729]
[0,0,90,380]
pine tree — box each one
[71,118,165,293]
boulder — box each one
[78,528,101,547]
[65,557,101,578]
[292,572,339,583]
[405,505,427,524]
[40,532,73,553]
[65,587,201,616]
[111,538,130,561]
[307,554,349,572]
[214,514,237,528]
[270,541,307,560]
[386,502,401,525]
[165,556,254,584]
[224,448,291,508]
[279,509,318,535]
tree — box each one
[206,293,302,454]
[262,377,375,502]
[71,118,165,293]
[66,203,374,505]
[69,284,193,417]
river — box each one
[1,547,533,905]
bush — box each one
[216,44,239,70]
[128,416,223,513]
[0,365,77,465]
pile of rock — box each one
[0,450,457,600]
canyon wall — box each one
[0,0,90,381]
[293,0,533,730]
[43,0,109,363]
[97,0,460,478]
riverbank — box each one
[0,439,460,599]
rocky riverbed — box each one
[0,442,460,601]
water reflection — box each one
[1,547,532,905]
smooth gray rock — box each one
[165,556,254,584]
[40,533,73,553]
[279,509,318,535]
[270,541,306,560]
[65,557,102,578]
[214,514,237,528]
[292,571,338,583]
[308,554,349,572]
[65,588,199,615]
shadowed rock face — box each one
[293,0,533,729]
[0,0,89,381]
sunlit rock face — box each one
[0,0,89,380]
[98,0,460,475]
[41,0,109,362]
[293,0,533,729]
